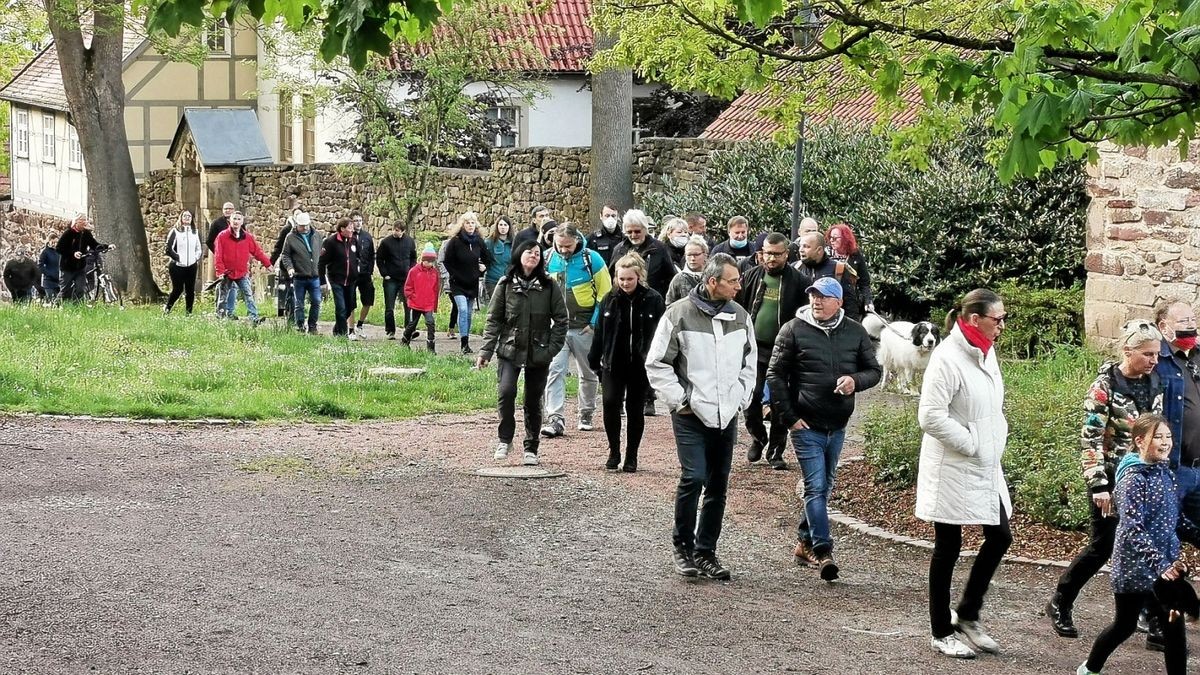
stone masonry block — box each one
[1139,188,1190,211]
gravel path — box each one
[0,414,1188,674]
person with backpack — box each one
[794,232,859,318]
[541,222,612,438]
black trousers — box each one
[744,350,786,460]
[165,263,197,313]
[601,366,649,463]
[1087,592,1187,674]
[929,501,1012,638]
[60,267,87,302]
[497,358,550,452]
[1056,502,1117,605]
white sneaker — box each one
[930,634,976,659]
[523,451,539,466]
[952,611,999,654]
[348,330,361,341]
[1076,664,1099,675]
[493,442,510,460]
[356,325,368,339]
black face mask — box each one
[1176,329,1198,339]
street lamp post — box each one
[790,3,821,241]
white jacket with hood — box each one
[645,287,757,430]
[915,324,1012,526]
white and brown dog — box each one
[863,312,942,395]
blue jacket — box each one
[485,237,512,285]
[1112,454,1180,593]
[545,233,612,329]
[39,246,60,281]
[1155,341,1185,469]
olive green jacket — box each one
[480,274,569,367]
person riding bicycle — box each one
[56,215,110,302]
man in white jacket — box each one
[646,253,757,581]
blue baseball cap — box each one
[805,277,843,300]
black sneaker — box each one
[747,439,765,463]
[673,546,699,577]
[643,400,657,417]
[693,551,731,580]
[817,552,840,581]
[769,458,789,471]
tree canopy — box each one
[593,0,1200,179]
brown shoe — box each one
[792,541,818,567]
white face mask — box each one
[602,216,618,232]
[670,235,689,248]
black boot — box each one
[460,335,473,354]
[426,338,436,353]
[605,449,621,471]
[622,446,638,473]
[1045,593,1078,638]
[400,329,414,346]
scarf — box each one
[511,274,543,296]
[958,317,993,355]
[687,285,728,318]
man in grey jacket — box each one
[279,212,322,334]
[646,253,757,581]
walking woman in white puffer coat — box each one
[916,288,1012,660]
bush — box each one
[642,122,1087,320]
[862,346,1100,530]
[930,282,1086,359]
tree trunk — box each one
[44,0,160,300]
[588,31,633,226]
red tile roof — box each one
[702,61,923,141]
[0,28,146,112]
[389,0,593,74]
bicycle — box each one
[83,244,123,308]
[273,269,295,324]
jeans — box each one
[601,367,649,463]
[382,278,410,336]
[166,263,197,313]
[792,427,847,553]
[221,276,259,319]
[1177,465,1200,547]
[452,294,474,338]
[544,327,598,423]
[497,358,550,453]
[1087,592,1187,674]
[404,311,436,342]
[292,277,321,331]
[929,500,1012,638]
[60,267,86,302]
[1056,501,1117,605]
[745,350,787,460]
[672,412,736,553]
[329,283,357,336]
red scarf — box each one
[957,317,993,356]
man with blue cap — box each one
[766,275,881,581]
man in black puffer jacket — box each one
[766,276,881,581]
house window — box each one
[42,113,55,164]
[302,113,315,163]
[486,105,519,148]
[278,92,293,163]
[205,18,231,55]
[14,110,28,158]
[68,125,82,169]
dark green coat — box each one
[480,275,569,367]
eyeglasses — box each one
[1121,319,1163,345]
[719,276,742,285]
[983,314,1009,323]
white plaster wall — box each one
[10,106,87,218]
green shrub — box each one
[861,345,1100,530]
[930,282,1085,359]
[642,122,1087,320]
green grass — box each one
[0,302,498,421]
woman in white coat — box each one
[917,288,1012,660]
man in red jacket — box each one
[214,211,272,322]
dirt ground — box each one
[0,406,1192,674]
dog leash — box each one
[866,308,914,340]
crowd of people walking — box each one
[4,198,1197,674]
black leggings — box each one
[1056,501,1116,605]
[1087,592,1187,674]
[601,367,649,462]
[166,263,197,313]
[929,502,1012,638]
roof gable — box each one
[0,27,147,112]
[167,108,273,166]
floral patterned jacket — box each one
[1080,363,1162,494]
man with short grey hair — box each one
[646,252,757,580]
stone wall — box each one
[0,207,72,300]
[1084,141,1200,349]
[139,137,728,242]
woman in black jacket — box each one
[476,240,569,466]
[443,212,494,354]
[588,252,665,472]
